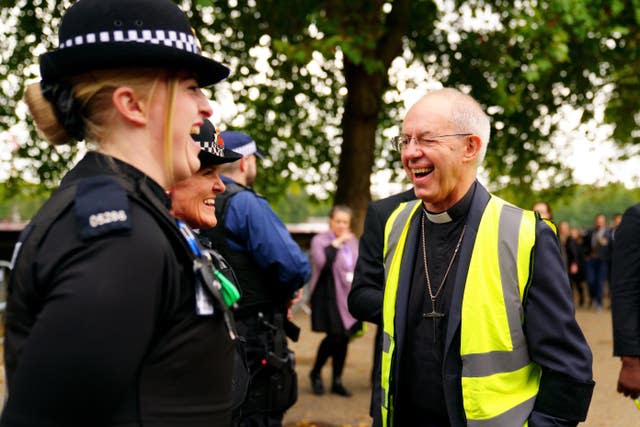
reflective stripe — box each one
[384,200,420,274]
[462,345,531,377]
[498,204,527,350]
[382,331,391,353]
[461,201,532,377]
[467,396,536,427]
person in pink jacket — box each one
[308,205,360,397]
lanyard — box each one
[177,219,203,258]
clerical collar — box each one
[423,182,477,223]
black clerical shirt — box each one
[397,183,476,426]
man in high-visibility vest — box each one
[350,88,594,426]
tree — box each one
[1,0,638,233]
[553,182,640,227]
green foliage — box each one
[488,180,639,228]
[270,182,332,224]
[443,0,639,190]
[0,178,49,221]
[0,1,75,191]
[0,0,638,230]
[553,183,640,227]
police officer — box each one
[2,1,236,426]
[168,118,243,329]
[168,119,250,421]
[201,130,311,427]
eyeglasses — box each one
[391,133,472,152]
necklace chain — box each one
[421,208,466,307]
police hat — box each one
[39,0,229,87]
[219,131,265,159]
[194,120,242,167]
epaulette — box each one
[74,175,132,240]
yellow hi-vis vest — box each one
[380,196,542,427]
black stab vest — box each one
[201,181,288,319]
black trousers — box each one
[311,333,350,379]
[236,313,296,427]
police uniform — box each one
[3,153,235,427]
[3,0,237,424]
[202,172,311,426]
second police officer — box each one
[202,130,311,427]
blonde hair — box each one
[24,68,183,184]
[24,68,168,145]
[163,78,178,185]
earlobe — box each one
[112,87,147,126]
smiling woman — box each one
[1,1,242,426]
[169,119,241,230]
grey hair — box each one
[428,88,491,164]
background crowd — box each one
[540,207,623,312]
[0,1,637,427]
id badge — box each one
[195,280,215,316]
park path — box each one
[284,306,639,427]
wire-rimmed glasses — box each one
[391,133,472,152]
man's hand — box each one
[287,289,304,320]
[617,356,640,399]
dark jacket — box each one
[2,152,235,427]
[202,177,310,316]
[611,203,640,356]
[348,188,416,423]
[348,188,416,324]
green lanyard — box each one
[212,268,240,308]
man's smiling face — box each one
[401,95,471,213]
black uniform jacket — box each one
[2,152,234,427]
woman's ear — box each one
[112,86,147,126]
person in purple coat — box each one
[308,205,360,397]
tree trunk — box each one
[334,60,385,236]
[331,0,410,235]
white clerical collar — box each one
[424,208,453,224]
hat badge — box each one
[208,127,225,157]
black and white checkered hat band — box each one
[231,141,258,157]
[201,141,225,157]
[59,29,201,54]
